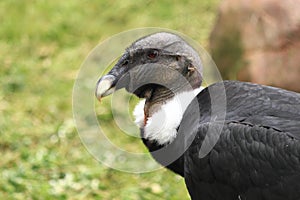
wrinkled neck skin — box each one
[133,87,204,146]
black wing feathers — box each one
[183,81,300,200]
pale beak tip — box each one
[95,75,116,102]
[96,94,102,102]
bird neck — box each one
[133,87,204,145]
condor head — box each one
[95,32,203,117]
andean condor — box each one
[95,32,300,200]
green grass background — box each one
[0,0,219,199]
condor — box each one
[95,32,300,200]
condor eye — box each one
[147,50,158,59]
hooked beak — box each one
[95,74,116,102]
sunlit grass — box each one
[0,0,219,199]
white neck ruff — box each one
[133,87,204,145]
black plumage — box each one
[156,81,300,199]
[95,32,300,200]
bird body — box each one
[142,81,300,200]
[95,32,300,200]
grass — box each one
[0,0,219,199]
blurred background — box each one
[1,0,299,199]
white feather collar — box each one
[133,87,204,145]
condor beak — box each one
[95,74,116,102]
